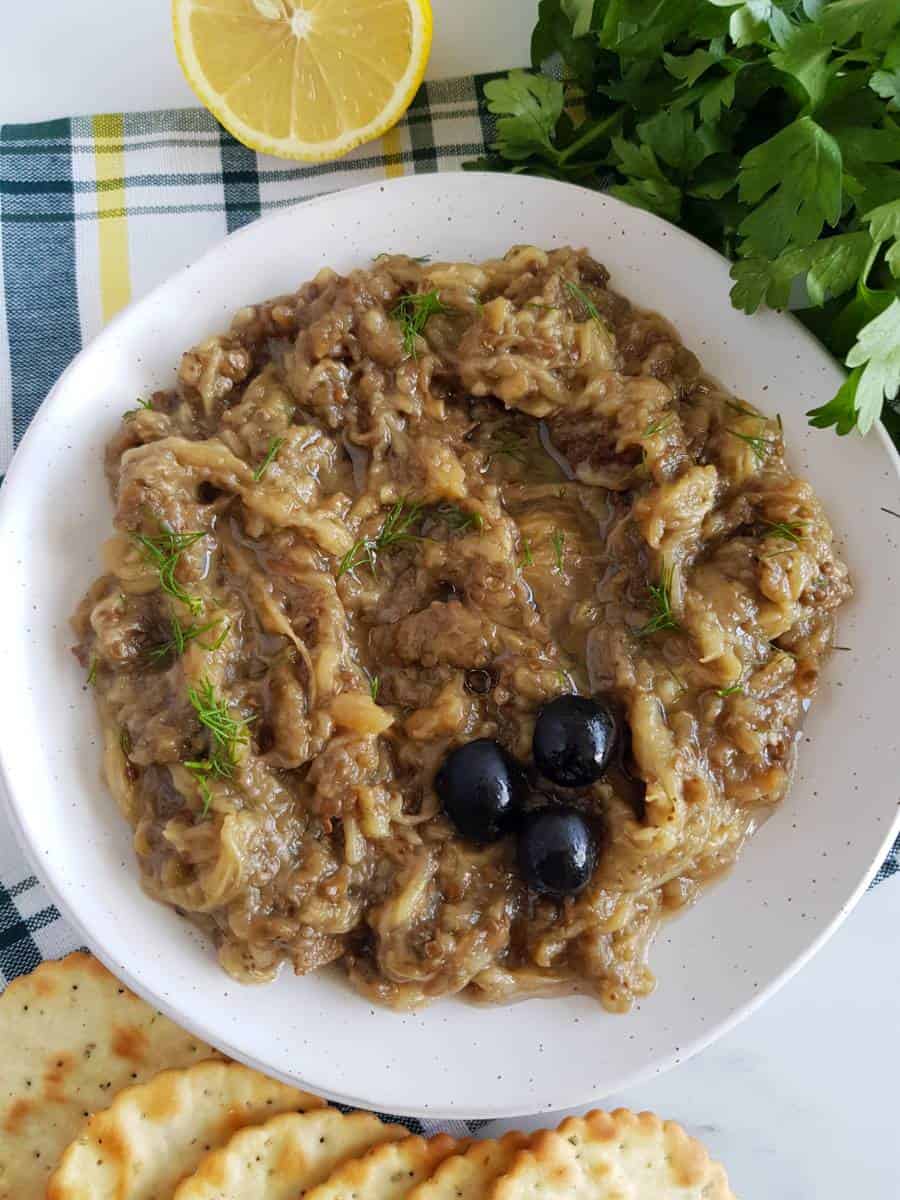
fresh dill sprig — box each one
[145,616,226,663]
[374,252,431,263]
[338,538,377,579]
[727,428,778,463]
[86,655,98,687]
[564,280,606,328]
[551,530,566,572]
[486,429,530,465]
[183,752,234,819]
[123,397,154,421]
[376,498,424,549]
[369,675,380,702]
[634,564,680,638]
[132,526,205,615]
[185,678,254,816]
[716,682,744,697]
[725,398,758,419]
[252,436,284,482]
[664,664,688,696]
[519,537,534,569]
[643,413,674,438]
[337,498,424,578]
[390,290,451,356]
[188,678,254,750]
[763,516,811,552]
[431,504,484,534]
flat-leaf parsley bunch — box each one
[467,0,900,445]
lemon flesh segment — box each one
[173,0,432,162]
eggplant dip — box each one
[73,245,850,1010]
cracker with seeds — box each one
[489,1109,735,1200]
[305,1132,462,1200]
[408,1132,531,1200]
[0,953,222,1200]
[173,1108,406,1200]
[46,1059,322,1199]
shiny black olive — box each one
[464,668,494,695]
[517,806,597,897]
[435,738,526,843]
[532,695,617,788]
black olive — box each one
[517,805,597,897]
[435,738,527,843]
[532,694,617,788]
[464,668,494,695]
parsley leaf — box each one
[870,69,900,109]
[737,118,843,259]
[844,299,900,434]
[864,199,900,277]
[484,70,565,164]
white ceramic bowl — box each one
[1,173,898,1119]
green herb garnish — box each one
[486,429,530,465]
[184,678,254,817]
[145,616,226,664]
[564,280,606,328]
[132,526,205,615]
[253,436,284,482]
[390,290,451,356]
[643,413,674,438]
[338,498,424,578]
[123,397,154,420]
[188,678,254,750]
[727,428,778,464]
[119,727,132,755]
[716,682,744,698]
[762,520,806,545]
[551,530,566,572]
[634,564,680,639]
[432,504,484,534]
[725,399,759,420]
[519,537,534,569]
[665,664,688,696]
[369,675,380,702]
[86,656,98,687]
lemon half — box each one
[173,0,433,162]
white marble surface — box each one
[3,3,900,1195]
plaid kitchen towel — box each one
[0,81,898,1032]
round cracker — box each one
[0,952,222,1200]
[46,1059,322,1200]
[304,1132,462,1200]
[408,1132,531,1200]
[173,1108,406,1200]
[488,1109,735,1200]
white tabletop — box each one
[3,4,900,1197]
